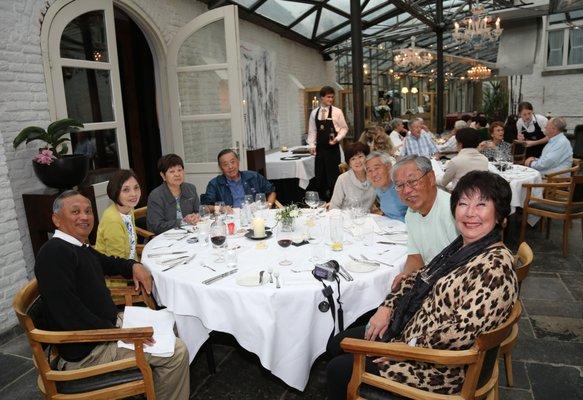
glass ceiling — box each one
[202,1,572,74]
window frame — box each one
[544,18,583,70]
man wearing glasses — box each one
[364,155,458,341]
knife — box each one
[377,241,399,245]
[162,254,195,271]
[339,265,354,281]
[148,251,188,258]
[202,269,238,285]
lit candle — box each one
[252,217,265,238]
[495,17,500,30]
[454,22,459,33]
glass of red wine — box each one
[210,217,227,262]
[276,224,293,266]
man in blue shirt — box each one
[365,151,407,221]
[525,117,573,176]
[201,149,276,209]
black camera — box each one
[313,260,340,281]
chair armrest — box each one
[29,326,153,344]
[522,182,570,189]
[136,226,155,240]
[45,358,138,381]
[340,338,478,365]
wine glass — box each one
[305,191,319,215]
[210,217,227,262]
[199,205,210,221]
[214,201,226,217]
[276,224,293,266]
[308,224,324,263]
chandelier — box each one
[393,36,433,69]
[467,65,492,80]
[452,3,503,49]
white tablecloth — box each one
[265,148,315,189]
[142,212,406,390]
[431,159,543,212]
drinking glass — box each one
[308,224,324,262]
[329,214,344,251]
[199,205,210,221]
[276,224,293,266]
[210,217,227,262]
[305,191,319,217]
[214,201,226,217]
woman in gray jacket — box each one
[329,142,375,210]
[147,154,200,234]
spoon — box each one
[274,271,281,289]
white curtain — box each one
[568,29,583,65]
[547,30,564,66]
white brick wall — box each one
[510,17,583,129]
[0,0,335,335]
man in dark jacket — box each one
[201,149,276,210]
[35,190,190,400]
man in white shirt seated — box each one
[363,155,459,340]
[525,117,573,176]
[401,118,438,157]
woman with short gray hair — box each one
[388,118,406,155]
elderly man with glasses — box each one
[364,155,459,340]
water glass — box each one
[226,249,237,269]
[329,214,344,251]
[215,201,226,216]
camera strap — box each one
[315,276,344,338]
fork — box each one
[201,263,216,272]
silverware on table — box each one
[201,263,216,272]
[348,254,379,266]
[360,254,393,267]
[148,251,188,258]
[339,265,354,281]
[160,255,190,265]
[377,241,399,245]
[202,269,238,285]
[162,254,195,271]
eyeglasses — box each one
[394,171,429,192]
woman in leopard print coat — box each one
[327,171,518,398]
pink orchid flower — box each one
[33,149,56,165]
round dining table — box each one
[141,211,407,390]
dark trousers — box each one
[326,325,380,400]
[315,147,340,201]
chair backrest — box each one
[515,242,534,285]
[571,174,583,204]
[511,141,526,164]
[461,301,522,398]
[246,147,267,177]
[12,279,56,391]
[134,206,148,231]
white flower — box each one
[290,209,299,218]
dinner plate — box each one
[236,275,262,287]
[281,156,300,161]
[244,230,273,240]
[344,260,378,273]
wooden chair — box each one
[13,279,156,400]
[511,141,527,165]
[341,301,522,400]
[133,206,156,257]
[519,176,583,256]
[499,242,533,387]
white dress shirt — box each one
[53,230,84,246]
[307,105,349,148]
[530,133,573,175]
[516,114,548,134]
[389,130,404,154]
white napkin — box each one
[118,306,176,357]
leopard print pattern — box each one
[377,245,518,394]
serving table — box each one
[141,211,406,390]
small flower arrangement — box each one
[375,105,390,121]
[276,204,299,230]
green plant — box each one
[482,81,508,122]
[275,204,299,225]
[13,118,84,157]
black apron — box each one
[315,106,341,200]
[521,117,545,158]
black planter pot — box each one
[32,154,90,190]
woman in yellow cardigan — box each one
[95,169,141,260]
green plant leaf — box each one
[12,126,47,149]
[54,137,71,146]
[47,118,84,145]
[57,142,69,155]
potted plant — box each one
[13,118,90,190]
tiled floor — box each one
[1,217,581,400]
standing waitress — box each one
[308,86,349,200]
[516,101,549,158]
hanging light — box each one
[452,2,503,49]
[411,87,419,94]
[393,36,433,69]
[401,87,409,94]
[467,65,492,80]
